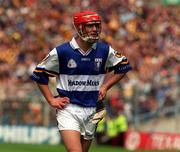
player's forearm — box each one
[102,73,125,91]
[36,83,54,104]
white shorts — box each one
[56,104,96,140]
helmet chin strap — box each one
[83,36,99,43]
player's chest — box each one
[59,51,106,74]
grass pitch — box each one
[0,143,175,152]
[0,143,127,152]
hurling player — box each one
[31,10,131,152]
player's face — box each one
[85,22,101,34]
[82,22,101,43]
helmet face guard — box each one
[73,11,101,43]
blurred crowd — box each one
[0,0,179,128]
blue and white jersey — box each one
[31,38,132,107]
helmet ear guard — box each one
[78,24,83,35]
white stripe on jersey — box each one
[37,48,59,73]
[56,74,105,91]
[106,46,126,67]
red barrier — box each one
[125,131,180,150]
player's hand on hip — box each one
[49,96,70,109]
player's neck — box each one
[76,37,93,52]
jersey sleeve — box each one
[106,46,132,74]
[31,48,59,84]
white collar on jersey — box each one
[69,37,97,56]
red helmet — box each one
[73,11,101,43]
